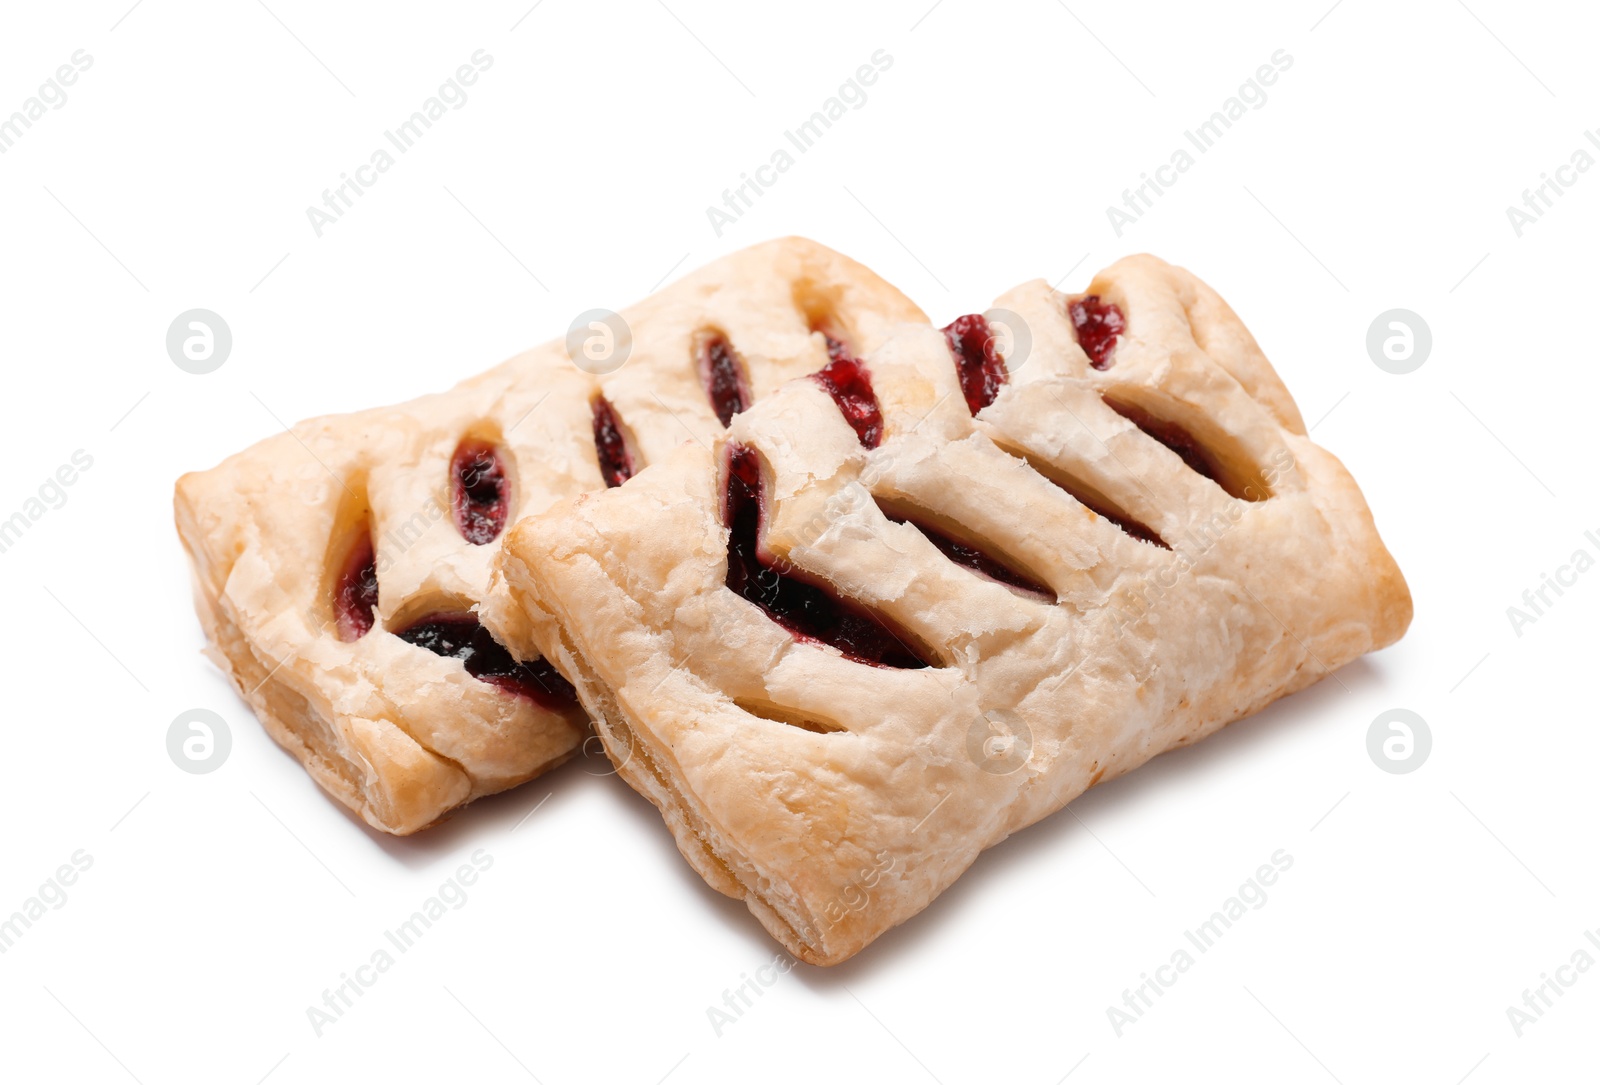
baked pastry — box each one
[490,255,1412,964]
[174,239,926,834]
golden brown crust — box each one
[495,254,1412,962]
[174,238,926,835]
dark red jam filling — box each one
[810,352,884,449]
[591,397,634,488]
[701,335,751,427]
[395,615,577,709]
[450,439,511,545]
[880,507,1054,602]
[1075,497,1167,549]
[723,445,928,669]
[1069,295,1125,370]
[1101,398,1219,485]
[334,530,379,642]
[943,314,1008,415]
[1053,474,1169,549]
[823,333,854,365]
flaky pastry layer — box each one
[494,255,1412,962]
[176,238,925,834]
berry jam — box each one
[880,507,1054,601]
[1080,499,1166,548]
[450,439,511,545]
[1069,295,1125,370]
[592,397,634,488]
[701,335,750,427]
[1101,398,1219,485]
[396,615,578,709]
[811,346,884,449]
[723,445,927,668]
[943,314,1008,415]
[1049,473,1168,549]
[334,530,379,642]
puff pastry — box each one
[174,239,926,834]
[491,255,1412,964]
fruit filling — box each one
[1068,491,1168,548]
[395,615,578,709]
[1052,474,1169,549]
[943,314,1008,414]
[701,335,750,427]
[723,445,928,668]
[1012,451,1171,549]
[450,439,511,545]
[811,342,883,449]
[1102,398,1220,485]
[334,530,379,641]
[1103,396,1269,502]
[1069,295,1125,369]
[592,396,635,488]
[880,506,1054,602]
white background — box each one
[0,0,1594,1081]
